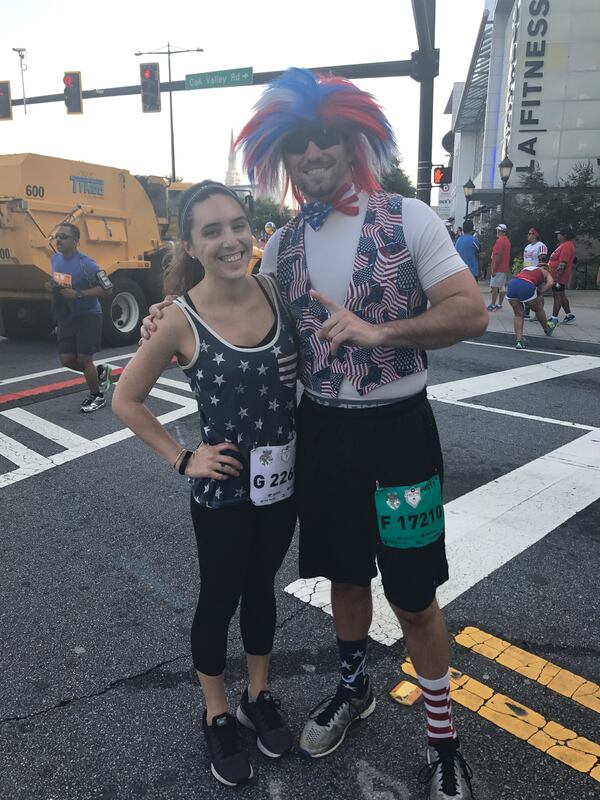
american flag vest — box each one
[174,275,297,509]
[276,191,428,397]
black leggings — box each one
[190,495,296,676]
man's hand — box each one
[60,288,78,300]
[139,297,175,344]
[310,289,382,355]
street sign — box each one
[185,68,253,91]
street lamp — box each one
[498,156,514,223]
[135,43,204,183]
[463,178,475,220]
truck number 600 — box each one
[0,248,11,260]
[25,184,45,198]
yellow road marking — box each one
[401,660,600,782]
[455,626,600,715]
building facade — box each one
[444,0,600,223]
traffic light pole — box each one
[411,0,438,206]
[135,43,204,184]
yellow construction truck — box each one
[0,153,260,345]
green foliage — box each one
[252,198,293,237]
[380,156,416,197]
[478,160,600,270]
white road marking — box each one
[0,352,137,386]
[464,339,571,357]
[429,354,600,402]
[1,407,95,449]
[156,376,195,393]
[0,387,197,489]
[431,398,598,431]
[285,430,600,646]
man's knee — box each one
[392,598,439,629]
[331,582,371,604]
[59,353,79,369]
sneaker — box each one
[486,304,495,311]
[97,364,113,394]
[419,741,474,799]
[562,313,576,324]
[80,393,105,413]
[548,316,559,326]
[523,313,531,321]
[494,304,503,311]
[298,680,376,758]
[545,319,557,336]
[515,340,525,349]
[202,711,253,787]
[236,688,294,758]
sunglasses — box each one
[283,126,343,155]
[54,233,73,241]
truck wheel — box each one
[102,279,148,346]
[0,301,53,339]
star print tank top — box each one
[173,275,297,509]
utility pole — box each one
[12,48,27,114]
[134,43,203,182]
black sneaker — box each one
[419,739,474,799]
[236,688,294,758]
[80,393,105,413]
[202,711,253,787]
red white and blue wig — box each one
[235,67,397,204]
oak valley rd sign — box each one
[185,68,253,90]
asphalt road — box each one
[1,335,599,800]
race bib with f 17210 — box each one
[375,475,444,549]
[250,437,296,506]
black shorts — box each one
[57,314,102,356]
[296,390,449,613]
[552,282,567,293]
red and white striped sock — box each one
[417,670,457,744]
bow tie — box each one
[301,184,359,231]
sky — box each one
[1,0,484,200]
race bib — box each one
[53,272,72,288]
[250,437,296,506]
[375,475,444,549]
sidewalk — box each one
[478,285,600,355]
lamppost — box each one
[135,43,204,182]
[12,48,27,114]
[463,178,475,220]
[498,156,514,223]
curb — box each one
[479,330,600,357]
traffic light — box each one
[0,81,12,121]
[140,63,161,112]
[63,71,83,114]
[432,165,452,186]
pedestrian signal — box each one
[0,81,12,121]
[140,63,161,113]
[432,165,452,186]
[63,72,83,114]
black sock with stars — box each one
[337,637,368,696]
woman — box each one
[113,181,297,787]
[521,227,548,321]
[506,263,556,349]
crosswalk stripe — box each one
[429,354,600,402]
[455,627,600,716]
[1,407,94,449]
[0,431,52,470]
[401,659,600,782]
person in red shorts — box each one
[548,225,576,325]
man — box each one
[143,68,487,799]
[487,224,511,311]
[521,227,548,321]
[454,220,480,280]
[46,223,112,412]
[548,225,577,325]
[235,68,487,799]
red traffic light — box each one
[63,75,74,88]
[63,71,83,114]
[143,67,152,80]
[433,166,444,185]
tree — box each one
[253,198,292,238]
[380,156,416,197]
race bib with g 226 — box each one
[250,437,296,506]
[375,475,444,549]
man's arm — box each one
[314,270,488,354]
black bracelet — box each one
[178,450,193,475]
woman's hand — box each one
[185,442,244,480]
[139,297,176,343]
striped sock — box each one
[417,670,457,744]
